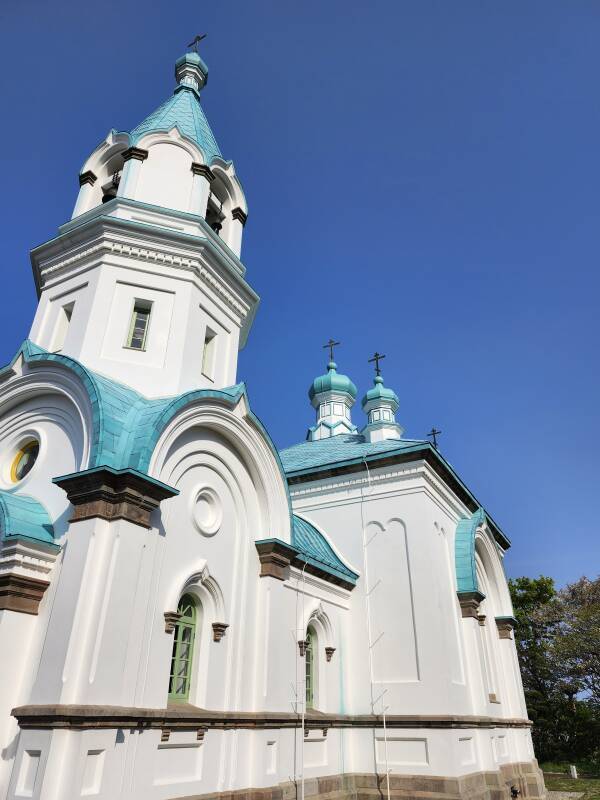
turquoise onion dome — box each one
[309,361,357,402]
[361,375,399,411]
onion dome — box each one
[361,373,403,443]
[361,374,399,410]
[308,361,357,403]
[307,360,357,441]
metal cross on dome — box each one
[323,339,340,362]
[427,427,442,449]
[187,34,207,53]
[368,351,386,377]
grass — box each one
[542,768,600,800]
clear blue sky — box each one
[1,2,598,586]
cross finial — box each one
[368,351,386,377]
[427,427,442,448]
[187,34,207,53]
[323,339,340,363]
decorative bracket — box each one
[122,146,149,162]
[164,611,182,634]
[325,647,336,662]
[298,639,308,657]
[78,170,97,187]
[212,622,229,642]
[231,207,248,227]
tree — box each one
[555,577,600,707]
[509,575,600,766]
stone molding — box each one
[458,591,485,619]
[478,614,487,627]
[121,146,149,162]
[164,611,182,633]
[163,765,547,800]
[255,540,295,581]
[191,163,216,181]
[53,467,178,529]
[255,540,356,591]
[0,573,50,615]
[231,207,248,226]
[78,170,97,187]
[496,616,517,639]
[298,639,308,657]
[0,537,59,615]
[325,646,336,662]
[212,622,229,642]
[12,704,533,732]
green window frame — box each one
[168,594,197,702]
[305,628,315,709]
[125,300,152,351]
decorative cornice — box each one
[36,236,249,323]
[231,207,248,227]
[212,622,229,642]
[78,171,97,187]
[12,704,533,732]
[458,591,485,619]
[121,147,149,162]
[191,163,215,181]
[53,467,178,529]
[0,573,50,615]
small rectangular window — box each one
[52,302,74,352]
[201,328,217,380]
[126,300,152,350]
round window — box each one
[11,441,40,483]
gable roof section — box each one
[279,434,510,551]
[292,514,358,586]
[0,341,244,474]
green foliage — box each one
[509,575,600,766]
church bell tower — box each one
[27,50,258,398]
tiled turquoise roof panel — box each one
[291,514,358,585]
[1,342,246,474]
[454,508,486,595]
[279,434,429,476]
[0,491,55,546]
[130,87,222,165]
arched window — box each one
[169,594,197,702]
[305,627,317,709]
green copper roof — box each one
[280,433,427,475]
[292,514,358,585]
[1,342,245,474]
[455,508,487,595]
[130,86,222,165]
[308,361,357,402]
[0,491,56,547]
[362,375,399,410]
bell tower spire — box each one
[27,50,257,399]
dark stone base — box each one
[173,762,546,800]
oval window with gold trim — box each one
[11,441,40,483]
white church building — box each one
[0,48,546,800]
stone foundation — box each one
[174,762,546,800]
